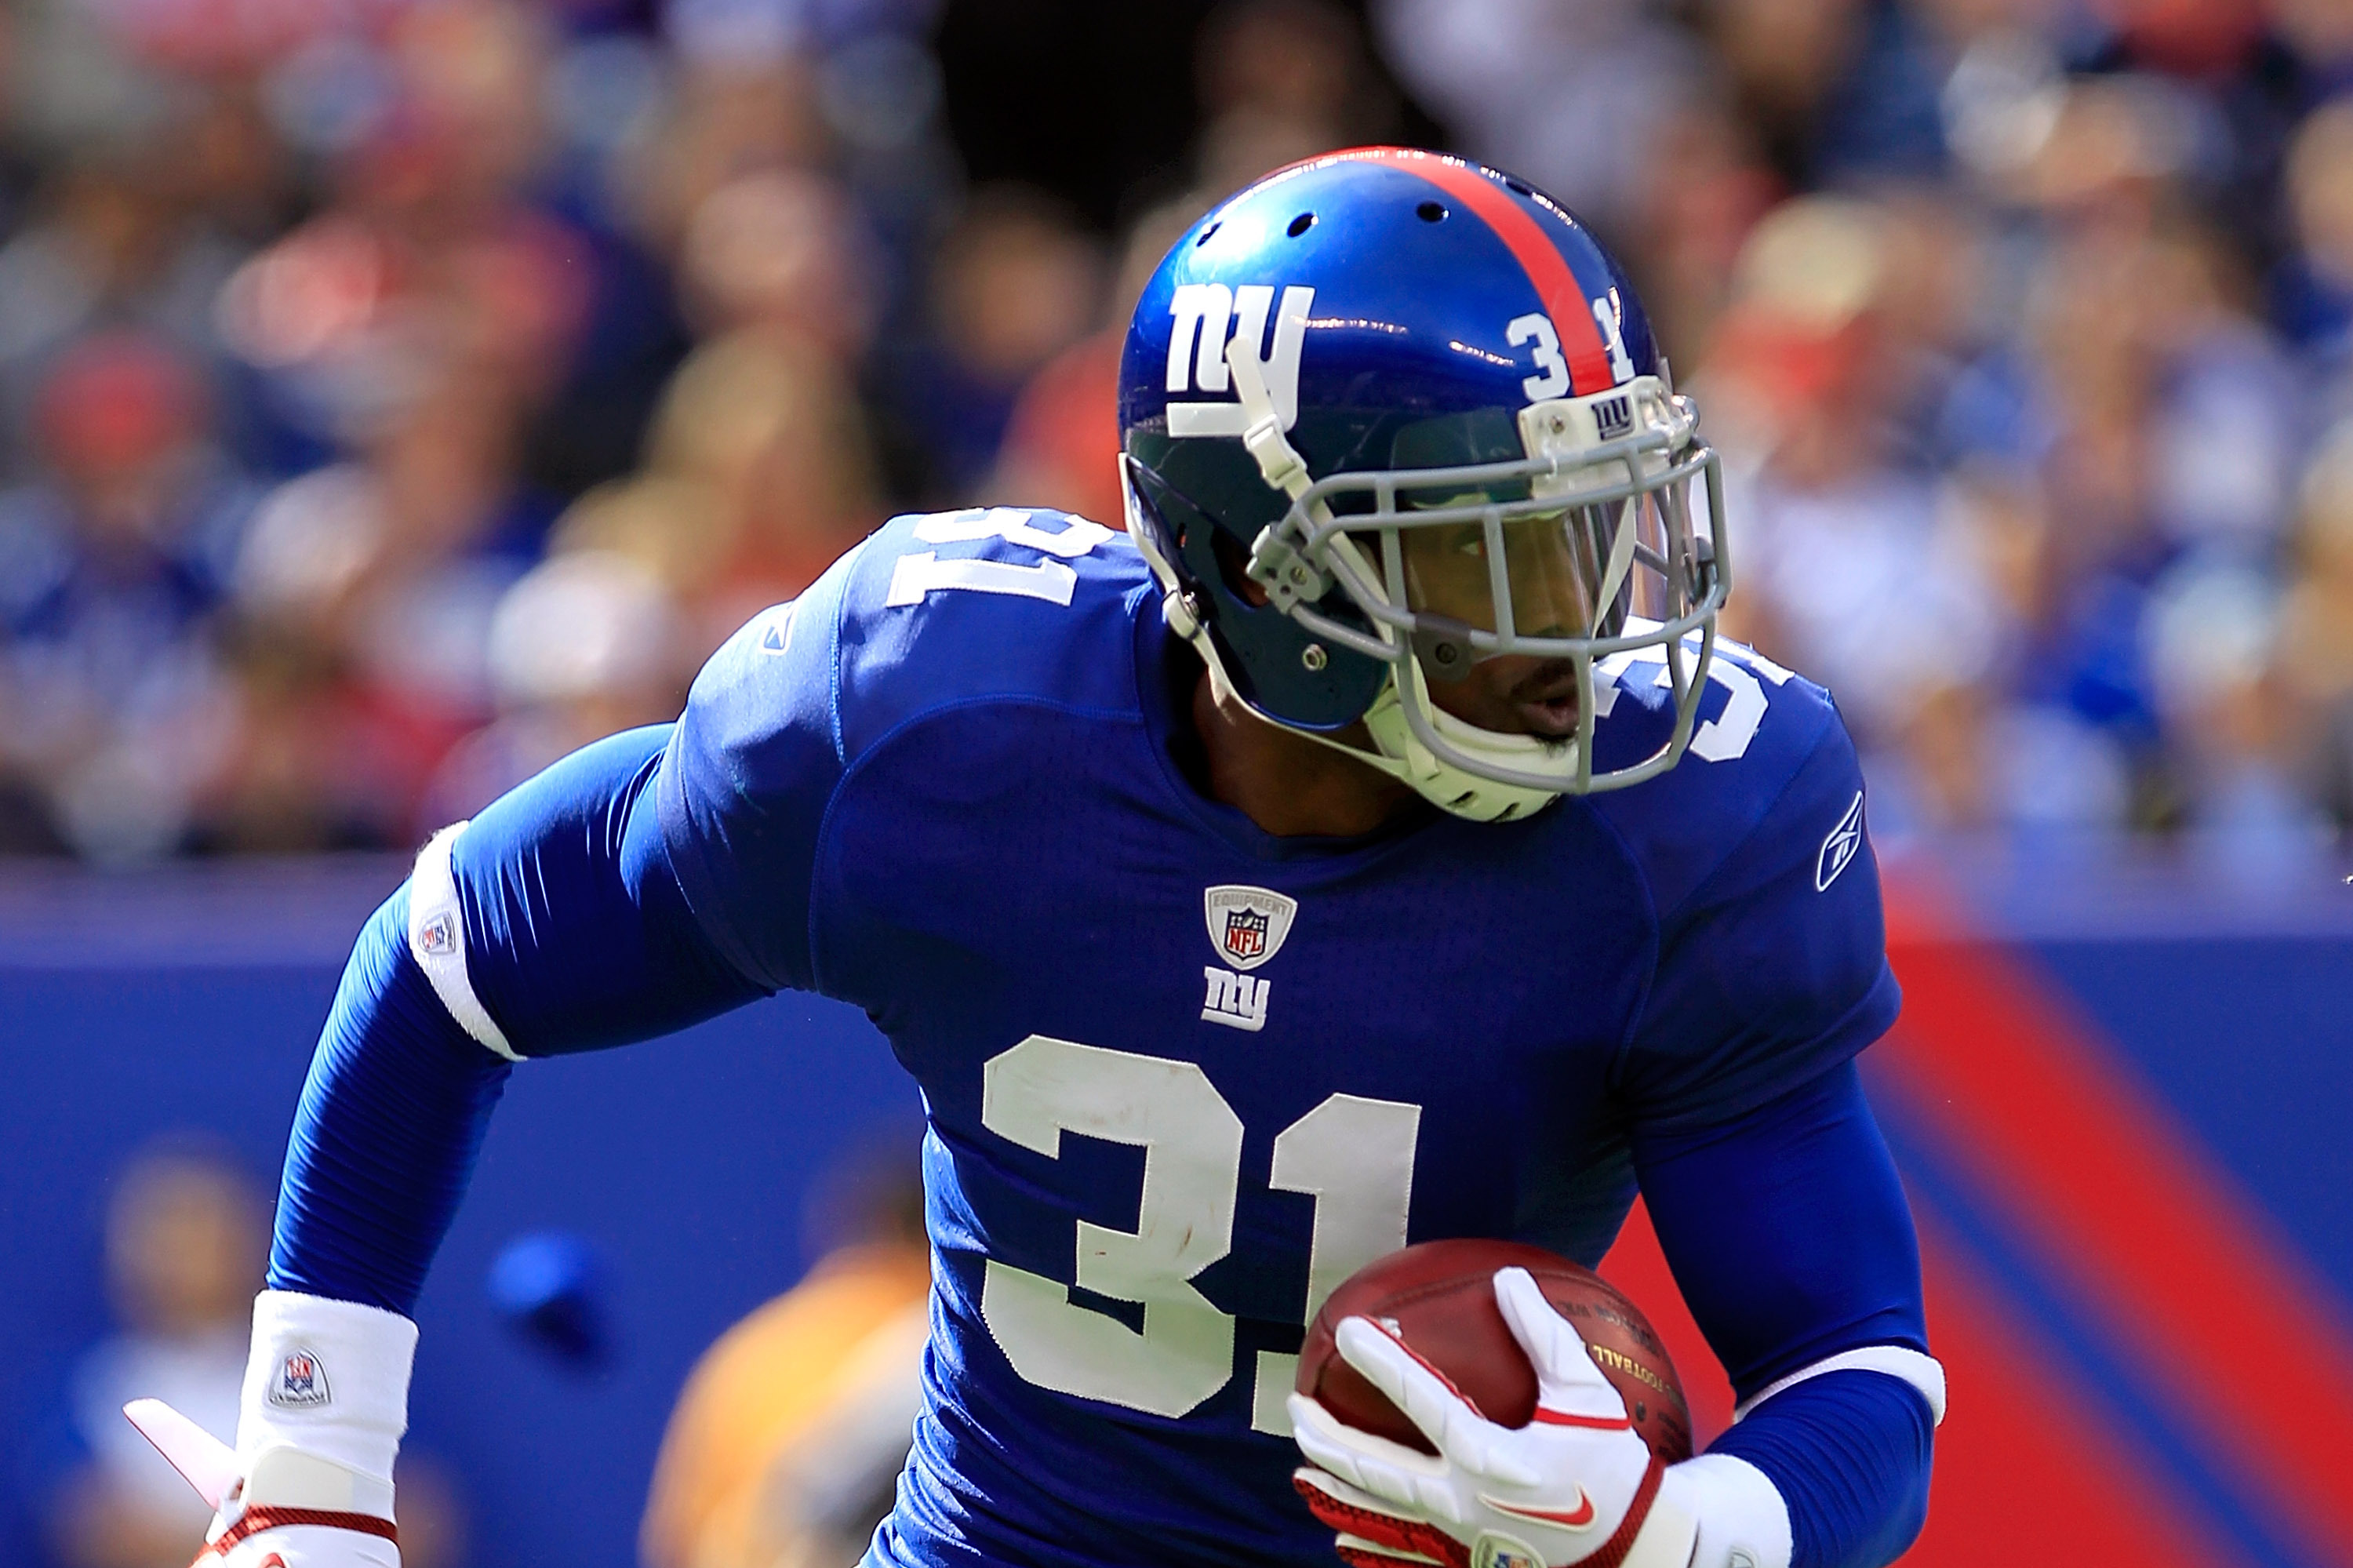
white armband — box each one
[1733,1346,1947,1427]
[408,821,521,1062]
[1630,1346,1947,1568]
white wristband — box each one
[1650,1453,1793,1568]
[241,1290,418,1481]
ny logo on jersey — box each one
[1201,885,1297,1031]
[1166,283,1315,438]
[1202,969,1270,1032]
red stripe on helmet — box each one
[1321,147,1618,396]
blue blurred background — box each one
[0,859,924,1566]
[5,851,2352,1568]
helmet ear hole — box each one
[1287,212,1316,237]
[1209,527,1270,608]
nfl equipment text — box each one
[1202,886,1294,1030]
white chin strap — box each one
[1187,631,1566,824]
[1206,336,1573,824]
[1358,664,1573,822]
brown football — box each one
[1296,1238,1692,1463]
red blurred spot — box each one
[36,331,205,477]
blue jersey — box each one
[649,508,1900,1568]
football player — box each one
[130,150,1942,1568]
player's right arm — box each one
[129,551,862,1566]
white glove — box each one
[1289,1267,1791,1568]
[125,1291,416,1566]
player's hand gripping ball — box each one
[1289,1239,1690,1568]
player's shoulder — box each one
[690,506,1151,769]
[1580,635,1864,919]
[830,506,1150,752]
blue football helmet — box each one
[1118,147,1728,820]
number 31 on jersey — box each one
[980,1035,1419,1435]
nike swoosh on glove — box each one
[1289,1266,1697,1568]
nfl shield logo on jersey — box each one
[1202,886,1296,973]
[1200,886,1296,1032]
[1224,908,1268,962]
[267,1348,332,1410]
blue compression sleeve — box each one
[1704,1373,1933,1568]
[269,887,511,1312]
[1631,1061,1933,1568]
[449,726,764,1053]
[268,726,766,1312]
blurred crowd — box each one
[5,0,2353,860]
[0,0,1129,860]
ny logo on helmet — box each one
[1592,393,1634,441]
[1166,283,1315,439]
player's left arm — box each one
[1631,1060,1938,1568]
[1291,706,1937,1568]
[1616,703,1939,1568]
